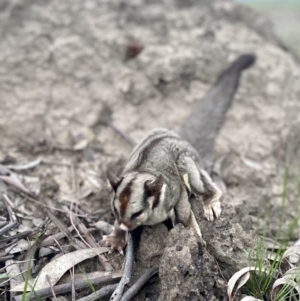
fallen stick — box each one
[13,271,122,301]
[121,267,158,301]
[110,233,134,301]
[76,283,118,301]
[0,231,31,243]
[0,255,14,262]
[0,221,8,227]
[0,221,18,236]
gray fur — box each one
[102,55,255,252]
[181,54,256,170]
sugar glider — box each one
[103,54,256,253]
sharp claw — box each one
[118,248,124,256]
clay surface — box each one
[0,0,300,300]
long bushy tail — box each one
[181,54,256,169]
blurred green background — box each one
[236,0,300,57]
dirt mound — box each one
[0,0,300,300]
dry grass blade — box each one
[227,267,270,301]
[46,209,84,250]
[46,275,58,301]
[40,225,74,247]
[62,205,113,271]
[12,247,109,291]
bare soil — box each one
[0,0,300,300]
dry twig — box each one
[110,233,134,301]
[13,271,122,301]
[0,221,8,227]
[121,267,158,301]
[0,220,18,236]
[77,284,118,301]
[0,230,31,243]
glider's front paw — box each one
[203,199,221,221]
[101,234,127,255]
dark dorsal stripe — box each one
[152,191,161,209]
[119,181,133,216]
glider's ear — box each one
[144,175,164,196]
[107,171,123,192]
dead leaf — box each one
[263,237,282,250]
[5,158,41,171]
[227,267,271,301]
[0,170,30,194]
[73,139,89,151]
[39,246,59,258]
[93,221,113,235]
[236,271,250,291]
[271,267,300,299]
[288,239,300,263]
[272,279,300,298]
[5,239,31,254]
[240,155,276,175]
[5,260,23,291]
[282,245,300,263]
[12,247,110,291]
[20,174,41,196]
[240,297,264,301]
